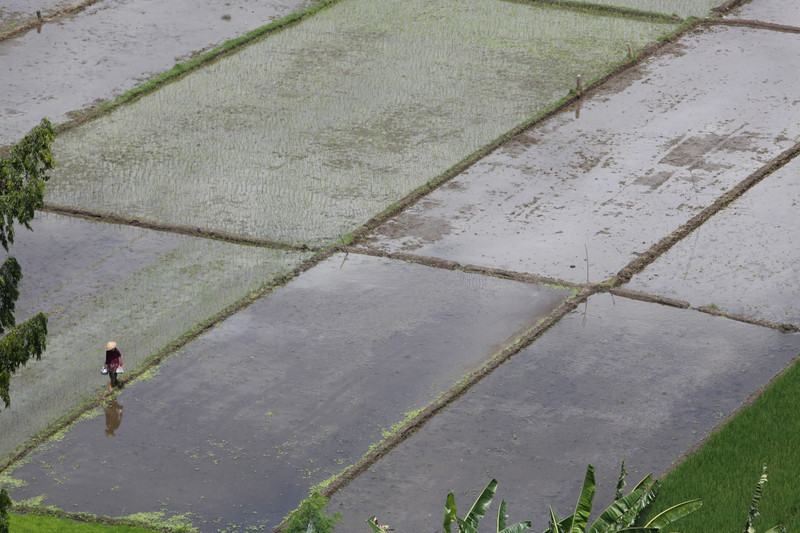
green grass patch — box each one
[10,513,159,532]
[45,0,677,247]
[645,356,800,532]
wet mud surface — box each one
[359,26,800,284]
[730,0,800,26]
[625,156,800,328]
[0,212,309,462]
[7,253,571,531]
[329,294,800,532]
[0,0,312,147]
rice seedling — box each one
[44,0,677,247]
[0,213,311,463]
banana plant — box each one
[744,464,786,533]
[541,464,702,533]
[442,479,532,533]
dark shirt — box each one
[105,347,121,366]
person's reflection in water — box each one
[105,399,124,438]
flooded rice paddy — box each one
[0,0,313,147]
[730,0,800,26]
[2,0,800,532]
[7,253,572,530]
[329,294,800,532]
[43,0,676,246]
[358,25,800,284]
[0,212,310,461]
[626,156,800,328]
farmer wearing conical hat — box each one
[104,341,123,391]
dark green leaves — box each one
[0,118,53,410]
[0,312,47,408]
[0,257,22,333]
[0,118,54,251]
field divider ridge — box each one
[274,287,593,533]
[692,306,799,334]
[609,287,690,309]
[612,140,800,287]
[704,18,800,34]
[346,246,584,290]
[40,202,313,251]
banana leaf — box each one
[644,499,702,529]
[457,516,480,533]
[565,465,595,533]
[444,492,458,533]
[615,459,628,501]
[745,465,768,533]
[587,486,648,533]
[541,513,572,533]
[549,507,565,533]
[500,521,533,533]
[499,499,508,531]
[464,479,499,529]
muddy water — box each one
[626,156,800,327]
[7,253,572,531]
[0,0,312,146]
[731,0,800,27]
[0,212,310,463]
[359,26,800,284]
[0,0,72,34]
[328,294,800,532]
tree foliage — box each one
[0,488,10,533]
[0,118,54,409]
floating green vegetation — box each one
[0,214,311,462]
[45,0,677,247]
[119,511,197,532]
[0,458,29,490]
[576,0,720,18]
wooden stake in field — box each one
[576,74,583,94]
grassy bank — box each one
[10,513,160,532]
[645,354,800,531]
